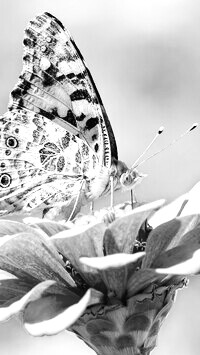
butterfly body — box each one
[0,12,142,220]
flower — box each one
[1,183,200,355]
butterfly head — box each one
[120,168,147,190]
[113,159,146,190]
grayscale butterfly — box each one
[0,12,143,220]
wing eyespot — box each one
[0,173,12,188]
[6,136,18,148]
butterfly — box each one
[0,12,143,220]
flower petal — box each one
[0,232,76,288]
[178,181,200,216]
[24,219,70,237]
[0,269,17,280]
[0,220,45,238]
[80,253,145,299]
[80,252,145,270]
[149,194,189,228]
[52,223,106,290]
[0,280,56,321]
[105,200,165,255]
[24,289,92,336]
[155,249,200,275]
[149,181,200,228]
[127,269,165,298]
[0,276,33,307]
[153,225,200,275]
[143,215,199,268]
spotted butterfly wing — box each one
[0,12,123,219]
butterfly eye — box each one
[6,136,18,148]
[124,174,132,184]
[120,172,133,187]
[0,173,12,188]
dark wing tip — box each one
[43,12,65,31]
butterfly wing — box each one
[9,12,118,167]
[0,109,98,217]
[0,12,118,217]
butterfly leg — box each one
[130,189,137,209]
[90,201,94,214]
[95,176,115,225]
[110,175,114,209]
[67,179,86,222]
[102,175,115,223]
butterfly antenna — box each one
[131,126,164,168]
[135,123,198,168]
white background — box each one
[0,0,200,354]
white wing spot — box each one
[41,45,47,53]
[40,57,51,70]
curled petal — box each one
[0,280,55,321]
[81,253,145,299]
[153,226,200,275]
[155,249,200,275]
[24,289,92,336]
[80,252,145,270]
[178,181,200,216]
[0,276,33,307]
[149,194,189,228]
[105,200,165,255]
[132,200,165,213]
[24,219,70,237]
[0,270,17,280]
[143,215,199,268]
[52,223,106,289]
[0,232,75,288]
[0,220,45,239]
[127,269,165,298]
[149,181,200,228]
